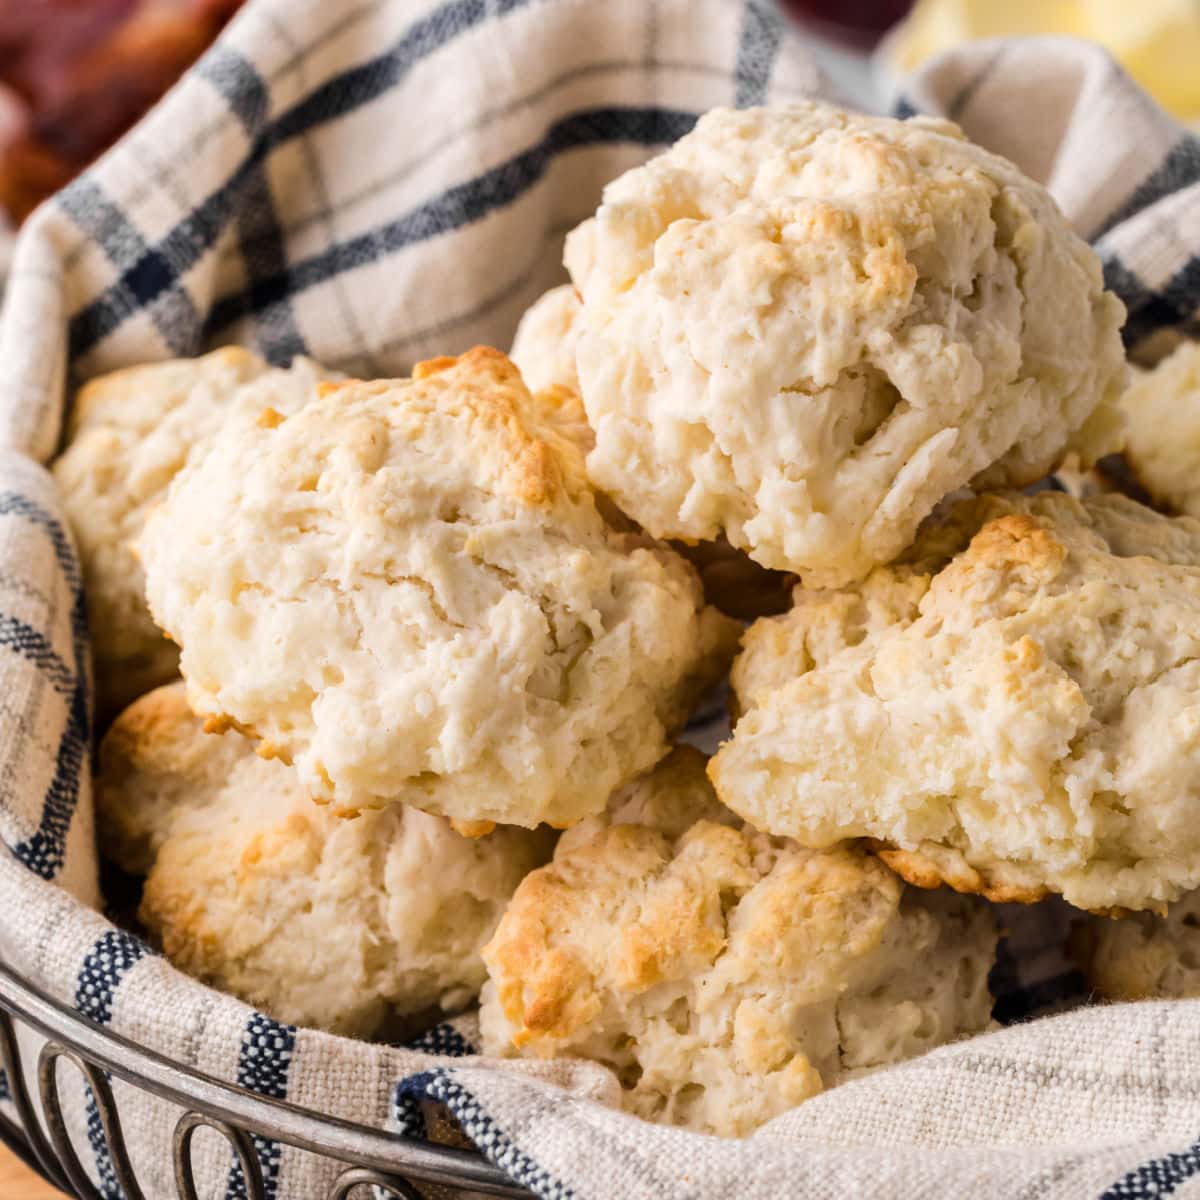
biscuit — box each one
[510,283,582,397]
[97,684,554,1036]
[1120,342,1200,516]
[138,347,738,827]
[1074,892,1200,1000]
[480,748,996,1137]
[712,491,1200,913]
[52,347,333,718]
[509,286,594,458]
[564,103,1127,588]
[728,495,982,717]
[531,381,594,459]
[513,285,795,617]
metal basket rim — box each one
[0,956,530,1197]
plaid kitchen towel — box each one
[2,2,1200,1196]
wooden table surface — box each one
[0,1144,67,1198]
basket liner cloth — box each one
[0,2,1199,1196]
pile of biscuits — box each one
[53,102,1200,1139]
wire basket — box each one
[0,959,531,1200]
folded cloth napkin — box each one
[0,3,1198,1197]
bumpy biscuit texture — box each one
[96,684,553,1036]
[1075,891,1200,1000]
[565,103,1127,588]
[138,347,738,827]
[52,347,333,717]
[727,501,970,718]
[712,492,1200,914]
[1120,342,1200,517]
[512,285,795,618]
[479,748,995,1137]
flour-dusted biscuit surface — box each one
[479,748,996,1137]
[1120,342,1200,516]
[712,492,1200,913]
[138,348,738,827]
[565,103,1127,588]
[52,347,334,717]
[96,684,554,1036]
[1075,891,1200,1000]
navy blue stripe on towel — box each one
[733,0,782,108]
[1100,1137,1200,1200]
[225,1013,296,1200]
[75,932,150,1199]
[199,47,308,363]
[0,492,90,882]
[66,0,541,360]
[393,1070,577,1200]
[203,105,698,337]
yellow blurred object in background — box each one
[888,0,1200,122]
